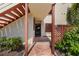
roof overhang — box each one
[28,3,52,21]
[0,3,19,13]
[0,3,25,28]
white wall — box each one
[0,16,24,42]
[41,3,72,39]
[28,15,34,47]
[41,4,72,37]
[55,3,72,25]
[41,15,52,37]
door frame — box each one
[35,23,41,37]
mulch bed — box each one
[55,49,65,56]
[0,46,25,56]
[0,50,24,56]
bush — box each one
[0,37,23,51]
[55,27,79,56]
[67,3,79,25]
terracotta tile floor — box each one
[28,37,53,56]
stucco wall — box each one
[55,3,72,25]
[41,4,72,37]
[41,15,52,37]
[28,15,34,46]
[0,16,24,42]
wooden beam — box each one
[24,3,28,56]
[0,19,11,23]
[22,5,25,12]
[20,5,25,15]
[0,3,25,20]
[0,20,8,24]
[0,3,24,16]
[15,8,23,17]
[4,15,15,21]
[0,23,8,25]
[10,13,19,19]
[0,3,25,29]
[15,3,25,15]
[11,11,20,17]
[51,4,56,55]
[16,8,23,15]
[0,16,13,22]
[5,13,17,20]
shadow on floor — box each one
[33,36,51,42]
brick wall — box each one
[54,25,71,43]
[45,24,72,43]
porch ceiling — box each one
[0,3,25,28]
[28,3,52,21]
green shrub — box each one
[0,37,23,51]
[67,3,79,25]
[55,27,79,56]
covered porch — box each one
[25,3,57,56]
[25,3,71,56]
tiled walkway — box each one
[28,37,53,56]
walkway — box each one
[28,37,53,56]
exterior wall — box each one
[55,3,72,25]
[27,3,73,41]
[27,14,51,42]
[41,4,72,37]
[41,15,52,38]
[28,15,34,47]
[0,16,24,42]
[54,25,72,43]
[27,14,52,43]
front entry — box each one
[35,24,41,37]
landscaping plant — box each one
[55,27,79,56]
[0,37,23,51]
[67,3,79,25]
